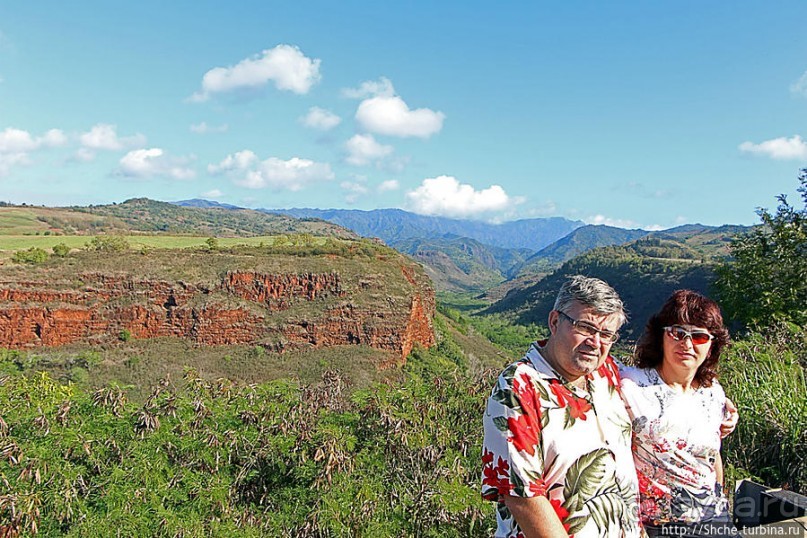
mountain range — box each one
[175,200,751,294]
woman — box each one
[619,290,740,538]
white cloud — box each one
[341,180,369,203]
[0,127,66,153]
[300,107,341,130]
[356,95,445,138]
[344,134,394,166]
[118,148,196,180]
[739,135,807,160]
[585,215,642,228]
[202,189,224,198]
[378,179,399,192]
[190,122,229,134]
[0,127,66,176]
[79,124,146,159]
[209,151,334,191]
[342,77,396,99]
[405,175,514,218]
[791,71,807,98]
[207,150,258,175]
[0,153,30,177]
[74,148,95,162]
[189,44,321,102]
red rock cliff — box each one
[0,267,434,362]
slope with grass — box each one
[0,198,354,238]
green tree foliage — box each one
[205,237,220,251]
[51,242,71,257]
[87,235,130,253]
[715,170,807,327]
[11,246,50,264]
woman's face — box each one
[661,324,713,375]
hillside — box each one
[0,240,435,387]
[391,235,532,292]
[0,198,354,238]
[485,238,717,338]
[515,225,650,275]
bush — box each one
[52,242,71,257]
[87,235,130,252]
[12,246,50,264]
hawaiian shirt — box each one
[619,366,730,525]
[482,343,642,538]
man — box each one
[482,275,641,538]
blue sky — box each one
[1,1,806,229]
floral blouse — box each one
[618,366,729,525]
[482,343,642,538]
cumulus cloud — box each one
[189,44,321,102]
[739,135,807,160]
[344,134,394,166]
[208,151,334,191]
[345,76,444,138]
[190,122,229,134]
[356,95,444,139]
[791,71,807,98]
[342,77,396,99]
[202,189,224,198]
[378,179,399,192]
[585,215,642,229]
[78,124,146,161]
[0,127,66,153]
[118,148,196,180]
[300,107,341,130]
[405,175,515,218]
[0,127,66,176]
[341,180,369,203]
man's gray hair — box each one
[553,275,628,327]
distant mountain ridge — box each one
[515,225,650,275]
[268,207,584,252]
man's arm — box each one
[503,495,569,538]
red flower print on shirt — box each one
[550,498,571,532]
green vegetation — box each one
[486,243,715,339]
[11,246,50,264]
[721,323,806,493]
[87,234,130,252]
[51,242,70,257]
[715,170,806,328]
[0,198,355,239]
[0,317,501,537]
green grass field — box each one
[0,235,335,262]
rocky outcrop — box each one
[0,267,434,361]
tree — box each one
[87,235,130,252]
[52,242,70,257]
[12,247,49,264]
[715,169,807,327]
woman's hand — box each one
[720,398,739,438]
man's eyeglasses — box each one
[557,311,620,344]
[663,325,714,345]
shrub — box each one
[52,242,71,257]
[12,246,50,264]
[87,235,130,252]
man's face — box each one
[547,301,622,381]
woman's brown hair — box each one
[635,289,731,387]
